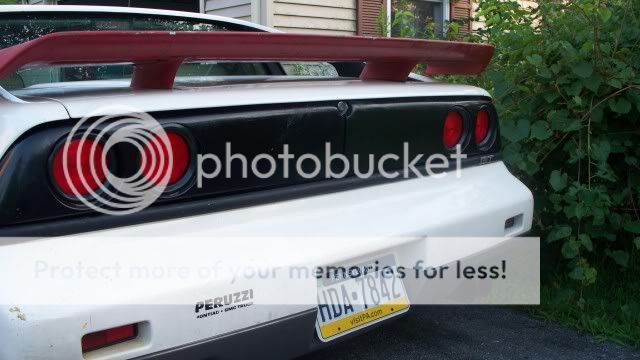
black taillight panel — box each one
[0,97,500,230]
[345,97,499,174]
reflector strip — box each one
[81,324,137,353]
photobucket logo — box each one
[60,106,172,215]
[196,142,468,185]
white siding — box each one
[205,0,255,22]
[273,0,357,36]
[28,0,57,4]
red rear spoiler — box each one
[0,31,494,89]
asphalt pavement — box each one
[301,306,639,360]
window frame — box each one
[385,0,451,38]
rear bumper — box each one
[0,162,533,360]
[131,309,320,360]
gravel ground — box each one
[301,306,640,360]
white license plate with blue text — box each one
[315,254,410,341]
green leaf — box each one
[573,62,593,78]
[609,212,623,229]
[547,225,572,243]
[549,170,568,191]
[523,159,540,176]
[599,8,612,23]
[624,221,640,233]
[530,121,552,140]
[609,97,632,114]
[607,250,629,268]
[583,266,597,285]
[566,81,583,97]
[561,239,580,259]
[538,67,553,79]
[543,91,560,103]
[548,110,578,131]
[493,80,510,99]
[592,207,606,225]
[580,41,593,56]
[526,54,543,66]
[502,143,524,166]
[591,140,611,162]
[573,95,583,106]
[568,266,584,281]
[583,73,602,93]
[560,41,579,61]
[502,119,530,143]
[590,106,604,123]
[578,234,593,252]
[564,203,577,219]
[634,237,640,250]
[575,202,585,219]
[608,78,623,89]
[625,156,638,166]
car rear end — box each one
[0,6,533,360]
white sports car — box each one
[0,5,533,360]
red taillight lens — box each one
[475,109,491,145]
[142,131,190,186]
[443,111,464,149]
[51,138,107,196]
[81,324,137,353]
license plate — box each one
[315,254,410,341]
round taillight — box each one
[475,109,491,145]
[51,138,107,196]
[142,131,190,186]
[443,111,464,149]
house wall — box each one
[27,0,356,35]
[271,0,357,35]
[204,0,358,35]
[204,0,254,22]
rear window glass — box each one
[281,62,339,77]
[0,12,252,49]
[0,12,271,90]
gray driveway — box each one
[301,306,639,360]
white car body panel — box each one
[0,162,533,360]
[0,97,70,160]
[14,81,489,120]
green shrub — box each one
[470,0,640,284]
[383,0,640,284]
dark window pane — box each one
[57,0,200,13]
[391,0,443,38]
